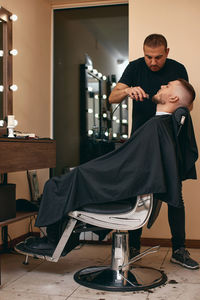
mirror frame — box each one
[0,6,13,136]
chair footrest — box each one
[15,242,53,260]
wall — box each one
[129,0,200,241]
[0,0,51,242]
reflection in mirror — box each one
[106,77,128,140]
[121,100,128,139]
[112,103,120,138]
[87,73,100,138]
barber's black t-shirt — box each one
[119,57,188,133]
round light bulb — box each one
[10,84,18,91]
[88,108,93,113]
[88,130,93,135]
[116,119,120,124]
[122,104,127,109]
[122,134,128,139]
[93,69,98,75]
[87,65,93,71]
[104,132,109,137]
[103,113,107,118]
[0,85,4,92]
[103,75,107,81]
[95,113,99,118]
[10,14,18,21]
[88,87,93,92]
[103,94,107,99]
[112,82,117,87]
[0,50,3,57]
[98,72,102,78]
[112,116,117,121]
[122,119,128,124]
[113,133,117,138]
[10,49,18,56]
[94,95,99,100]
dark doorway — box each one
[53,4,128,175]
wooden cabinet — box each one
[0,137,56,285]
[0,138,56,173]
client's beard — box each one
[152,95,166,105]
[152,95,159,104]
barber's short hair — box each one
[144,34,168,49]
[178,79,196,103]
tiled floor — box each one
[0,244,199,299]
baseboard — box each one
[0,232,40,252]
[141,238,200,249]
[84,237,200,249]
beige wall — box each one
[129,0,200,240]
[0,0,51,241]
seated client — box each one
[17,79,198,268]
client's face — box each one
[152,80,180,104]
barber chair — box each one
[16,106,193,291]
[15,194,167,292]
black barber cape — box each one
[36,112,198,227]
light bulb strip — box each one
[86,65,106,81]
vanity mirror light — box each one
[0,6,16,136]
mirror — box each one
[0,21,3,119]
[0,6,13,136]
[80,63,102,163]
[80,61,129,164]
[80,63,115,164]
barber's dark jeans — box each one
[168,204,185,251]
[129,201,185,252]
[129,228,142,250]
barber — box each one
[109,33,198,270]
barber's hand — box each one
[125,86,149,101]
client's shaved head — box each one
[152,79,195,112]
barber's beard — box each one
[150,65,160,71]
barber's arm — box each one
[109,82,148,103]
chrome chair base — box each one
[74,231,167,291]
[74,265,167,292]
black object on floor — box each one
[16,199,39,212]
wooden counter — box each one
[0,137,56,285]
[0,137,56,173]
